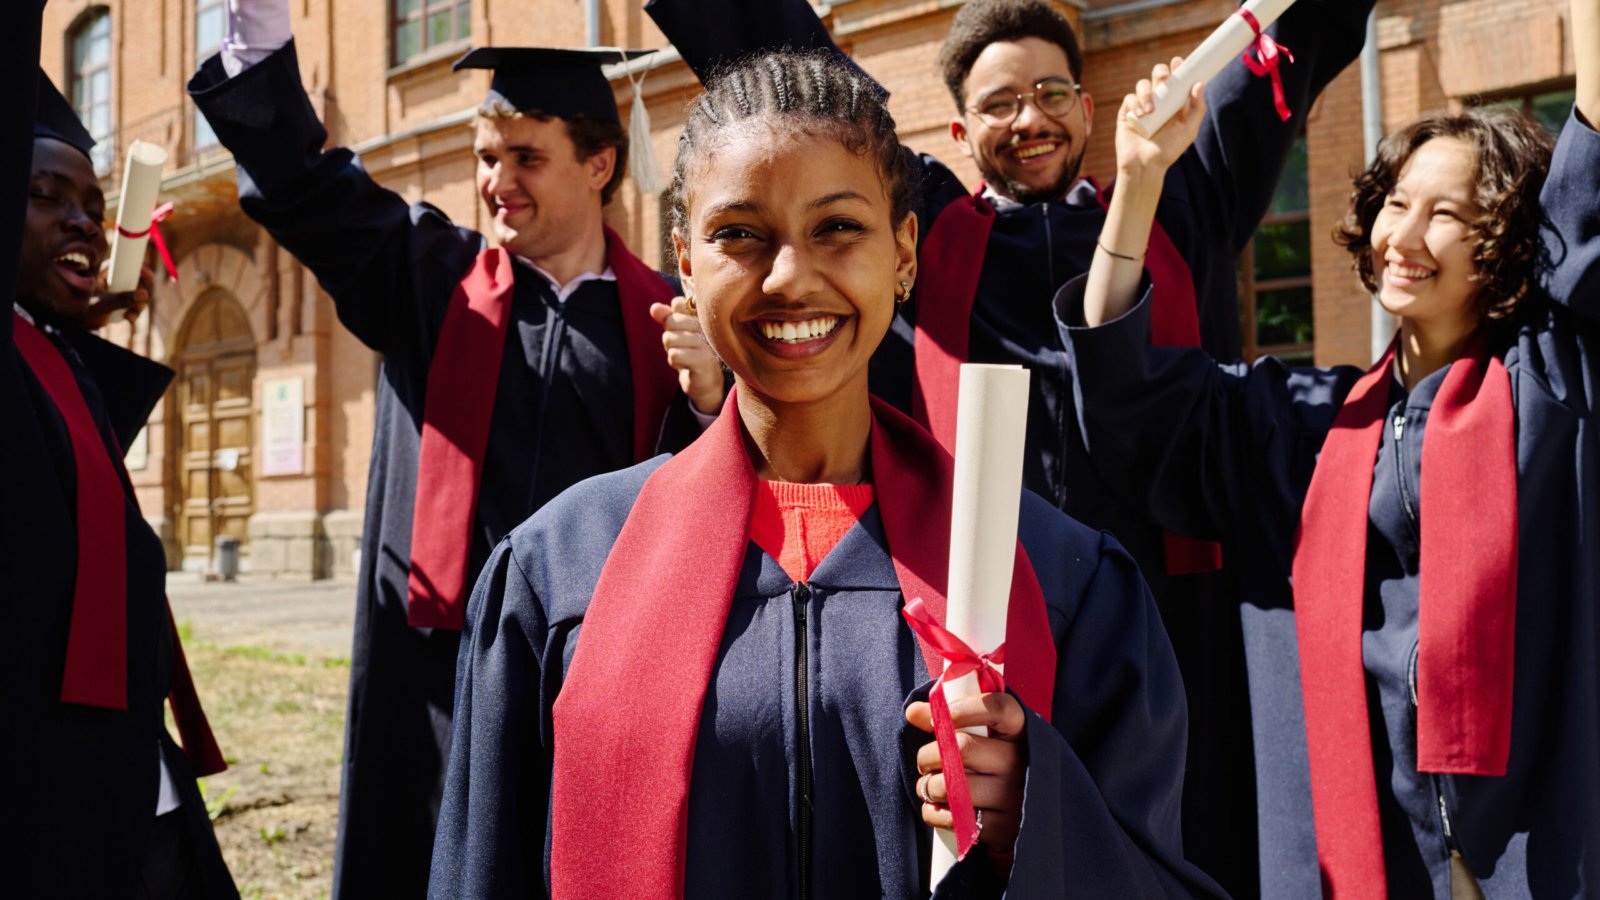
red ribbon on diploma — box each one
[118,201,179,283]
[901,596,1006,859]
[1237,9,1296,122]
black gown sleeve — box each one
[186,41,481,356]
[1003,529,1227,899]
[1167,0,1375,260]
[1056,276,1361,542]
[644,0,875,89]
[1541,110,1600,319]
[3,1,46,351]
[428,538,553,900]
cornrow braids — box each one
[668,50,917,236]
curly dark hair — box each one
[1334,107,1555,320]
[668,50,917,233]
[937,0,1085,112]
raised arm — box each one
[1172,0,1375,256]
[645,0,877,91]
[186,0,479,355]
[3,2,46,352]
[1540,0,1600,316]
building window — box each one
[1478,84,1577,136]
[1238,134,1313,365]
[69,9,113,174]
[393,0,471,67]
[195,0,226,150]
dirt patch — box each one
[173,632,349,900]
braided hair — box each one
[668,50,916,234]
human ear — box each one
[950,117,975,159]
[894,212,919,286]
[672,229,694,295]
[586,145,618,192]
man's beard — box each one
[981,141,1087,206]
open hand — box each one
[906,690,1027,862]
[650,295,726,416]
[1115,57,1208,184]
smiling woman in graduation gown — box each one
[429,50,1224,900]
[1059,37,1600,898]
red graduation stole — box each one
[406,227,678,629]
[549,390,1057,898]
[15,312,129,710]
[1292,336,1517,898]
[14,313,226,775]
[910,182,1221,575]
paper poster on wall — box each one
[124,426,149,470]
[261,376,305,476]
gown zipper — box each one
[792,583,814,900]
[1397,412,1463,859]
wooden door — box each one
[175,292,256,568]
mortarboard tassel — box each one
[625,62,667,195]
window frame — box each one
[67,7,114,175]
[391,0,472,69]
[194,0,228,151]
[1238,132,1314,365]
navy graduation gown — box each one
[642,0,1373,892]
[187,42,696,899]
[1059,111,1600,900]
[429,458,1225,899]
[3,9,233,896]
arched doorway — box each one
[172,289,257,571]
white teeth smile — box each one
[55,251,91,273]
[759,316,840,343]
[1014,142,1057,160]
[1389,262,1435,280]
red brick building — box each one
[39,0,1579,577]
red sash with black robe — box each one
[548,391,1058,898]
[405,227,678,629]
[13,312,226,776]
[910,183,1222,575]
[1293,337,1517,897]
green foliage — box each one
[259,825,287,846]
[197,778,237,822]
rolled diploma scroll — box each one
[106,140,170,293]
[930,363,1032,885]
[1130,0,1298,137]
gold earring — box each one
[896,280,912,303]
[683,291,697,315]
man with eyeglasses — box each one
[648,0,1373,896]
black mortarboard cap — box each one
[35,69,95,161]
[452,47,656,124]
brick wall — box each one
[42,0,1580,572]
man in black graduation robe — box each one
[644,0,1373,894]
[187,4,702,896]
[2,11,236,895]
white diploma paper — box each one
[106,140,169,293]
[1131,0,1298,137]
[931,363,1031,884]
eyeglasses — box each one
[966,79,1082,128]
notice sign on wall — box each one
[262,376,305,477]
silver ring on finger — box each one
[975,809,984,839]
[917,773,933,805]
